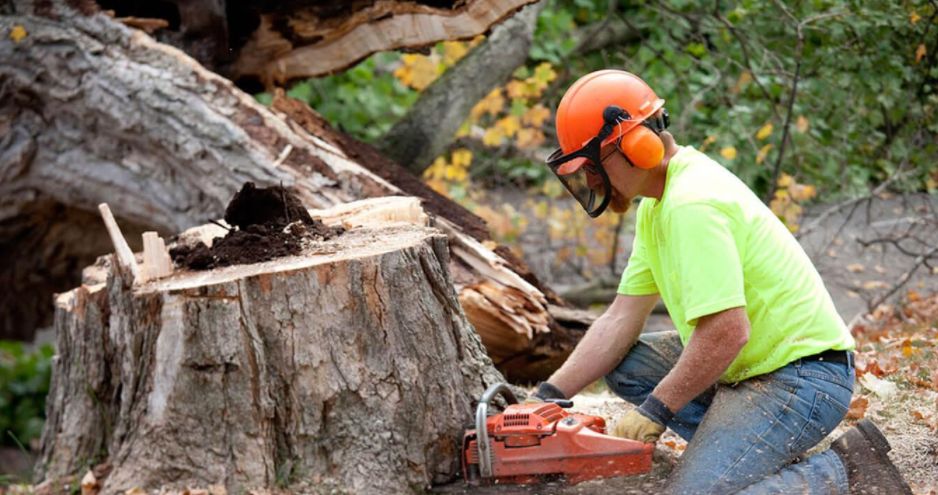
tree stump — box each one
[38,199,504,494]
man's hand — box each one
[524,382,565,404]
[612,410,665,443]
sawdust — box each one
[171,182,344,270]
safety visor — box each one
[546,137,613,218]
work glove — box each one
[524,382,566,404]
[611,394,673,443]
[611,410,666,443]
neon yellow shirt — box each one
[618,145,854,383]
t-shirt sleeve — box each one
[617,223,659,296]
[667,203,746,325]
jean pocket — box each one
[790,390,849,456]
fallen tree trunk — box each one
[0,2,587,381]
[39,198,504,494]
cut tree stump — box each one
[38,198,504,494]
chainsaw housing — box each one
[462,401,654,485]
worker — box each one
[532,69,912,494]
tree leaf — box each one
[756,123,774,140]
[9,25,26,43]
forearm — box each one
[547,294,657,397]
[652,307,749,413]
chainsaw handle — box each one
[475,383,517,479]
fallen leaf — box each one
[847,396,869,420]
[859,373,899,399]
[81,470,98,495]
[9,25,27,42]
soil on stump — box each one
[171,182,344,269]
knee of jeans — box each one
[603,369,653,405]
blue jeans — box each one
[604,331,855,494]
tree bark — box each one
[1,1,585,381]
[38,199,504,494]
[375,1,545,174]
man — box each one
[535,69,911,494]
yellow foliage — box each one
[796,115,809,133]
[756,123,774,140]
[506,80,534,100]
[720,146,738,160]
[495,115,522,138]
[789,183,817,202]
[770,173,816,232]
[756,144,774,164]
[916,44,927,64]
[9,25,26,42]
[483,126,506,146]
[515,128,545,149]
[522,104,551,127]
[532,62,557,89]
[471,89,505,119]
[394,53,441,90]
[442,41,469,66]
[733,71,753,94]
[451,148,472,168]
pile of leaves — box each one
[848,290,938,431]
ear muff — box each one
[618,126,664,169]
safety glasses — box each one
[546,138,613,218]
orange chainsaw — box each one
[462,383,654,485]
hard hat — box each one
[546,70,669,217]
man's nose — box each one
[586,169,603,190]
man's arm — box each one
[546,293,659,398]
[653,306,750,414]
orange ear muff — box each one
[618,126,664,169]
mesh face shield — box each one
[546,138,612,218]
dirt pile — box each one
[171,182,344,270]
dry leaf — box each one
[9,25,27,42]
[858,373,898,399]
[862,280,891,290]
[847,396,869,420]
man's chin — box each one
[608,191,631,214]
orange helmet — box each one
[546,70,669,217]
[556,70,667,171]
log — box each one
[0,1,584,382]
[38,199,504,494]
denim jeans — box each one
[604,331,855,494]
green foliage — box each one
[256,53,418,143]
[1,341,54,448]
[543,0,938,199]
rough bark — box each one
[39,199,504,494]
[0,1,584,381]
[375,1,545,174]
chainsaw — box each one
[462,383,654,485]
